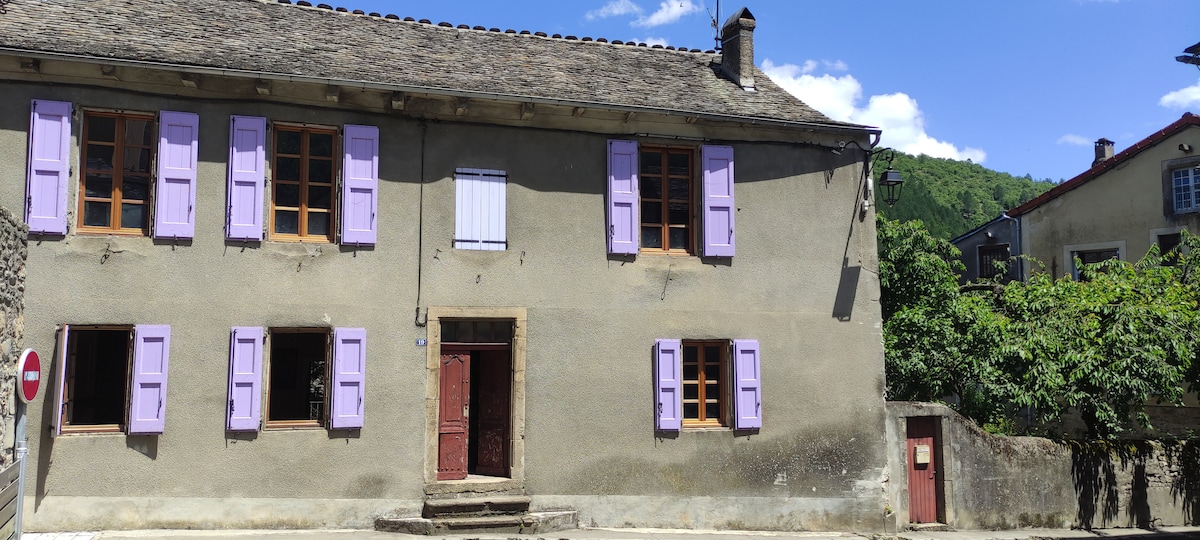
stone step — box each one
[422,494,532,518]
[376,510,577,535]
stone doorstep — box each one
[422,495,533,518]
[376,510,578,535]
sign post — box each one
[14,349,41,538]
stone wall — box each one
[0,206,26,466]
[887,402,1200,531]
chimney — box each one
[1093,138,1114,166]
[719,7,756,90]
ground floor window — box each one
[655,338,761,431]
[978,244,1010,279]
[63,328,131,429]
[267,329,329,426]
[683,341,727,426]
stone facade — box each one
[0,206,27,466]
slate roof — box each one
[1008,112,1200,217]
[0,0,869,132]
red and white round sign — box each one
[16,349,40,404]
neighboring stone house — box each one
[1008,113,1200,279]
[0,0,891,533]
[949,215,1021,283]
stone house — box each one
[950,215,1021,284]
[0,0,891,532]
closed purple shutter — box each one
[341,125,378,245]
[733,339,761,429]
[330,327,366,429]
[654,338,682,431]
[26,100,72,235]
[128,325,171,434]
[607,140,639,255]
[53,324,70,437]
[227,116,266,240]
[227,327,263,431]
[702,145,735,257]
[154,111,199,239]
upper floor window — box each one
[1173,167,1200,213]
[640,147,694,253]
[80,112,155,233]
[271,126,337,242]
[454,168,508,250]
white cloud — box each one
[761,58,987,163]
[642,37,669,47]
[1160,79,1200,109]
[586,0,643,21]
[823,60,848,72]
[1057,134,1091,146]
[633,0,703,27]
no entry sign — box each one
[16,349,40,404]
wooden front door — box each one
[437,352,470,480]
[906,416,942,523]
[474,349,511,476]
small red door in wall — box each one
[906,417,940,523]
[475,349,511,477]
[438,352,470,480]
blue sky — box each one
[339,0,1198,182]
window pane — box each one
[276,157,301,181]
[684,346,698,362]
[123,177,149,201]
[683,403,699,420]
[705,402,720,421]
[668,153,689,176]
[85,174,113,198]
[669,227,689,250]
[683,384,698,400]
[83,201,111,227]
[474,321,493,342]
[459,322,474,342]
[668,178,689,200]
[276,183,300,208]
[125,119,153,146]
[704,362,720,381]
[309,159,332,184]
[65,329,130,426]
[121,203,146,229]
[87,116,116,143]
[641,201,663,225]
[308,185,332,209]
[309,132,334,157]
[268,331,328,422]
[124,148,152,174]
[640,152,662,175]
[440,321,458,342]
[640,177,662,200]
[277,130,302,155]
[275,210,299,234]
[641,226,662,248]
[307,212,329,236]
[86,145,115,171]
[668,202,689,225]
[683,363,698,380]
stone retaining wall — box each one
[0,206,26,466]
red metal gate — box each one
[437,352,470,480]
[906,417,942,523]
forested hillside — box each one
[874,152,1056,240]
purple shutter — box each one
[733,339,761,429]
[26,100,72,235]
[702,145,735,257]
[53,324,70,437]
[128,325,171,434]
[341,124,378,245]
[607,140,639,255]
[227,327,263,432]
[227,116,266,240]
[154,111,199,239]
[330,327,366,429]
[654,339,682,431]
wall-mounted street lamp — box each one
[874,149,904,207]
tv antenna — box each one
[708,0,720,51]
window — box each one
[978,244,1010,279]
[54,324,171,435]
[606,140,736,257]
[80,112,155,233]
[229,326,365,431]
[1172,167,1200,213]
[1159,233,1183,266]
[271,126,337,242]
[654,338,760,431]
[454,168,507,250]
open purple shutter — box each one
[53,324,70,437]
[331,327,366,429]
[26,100,72,235]
[733,339,761,429]
[128,325,171,434]
[341,125,378,245]
[702,145,735,257]
[654,338,682,431]
[227,116,266,240]
[607,140,639,255]
[227,327,263,431]
[154,111,199,239]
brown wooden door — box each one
[906,417,941,523]
[474,349,511,477]
[438,352,470,480]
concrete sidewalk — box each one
[20,527,1200,540]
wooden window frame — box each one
[78,111,156,235]
[264,327,331,429]
[639,145,695,255]
[681,340,728,428]
[269,124,339,243]
[60,325,133,434]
